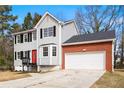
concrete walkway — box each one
[0,70,104,88]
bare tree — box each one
[120,15,124,66]
[55,12,66,21]
[75,6,121,34]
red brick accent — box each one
[62,41,113,72]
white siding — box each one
[14,32,37,67]
[37,15,60,65]
[62,22,78,43]
[14,12,79,70]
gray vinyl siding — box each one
[62,22,78,43]
[14,32,37,66]
[37,15,60,65]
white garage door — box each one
[65,51,105,70]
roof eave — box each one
[62,38,115,46]
[63,20,80,35]
[34,12,63,28]
[12,28,36,35]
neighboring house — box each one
[12,12,115,72]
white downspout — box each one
[36,28,40,72]
[58,23,62,69]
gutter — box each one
[62,39,115,46]
[12,28,36,35]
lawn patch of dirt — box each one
[91,70,124,88]
[0,71,31,82]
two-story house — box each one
[13,12,79,71]
[13,12,115,72]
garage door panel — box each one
[65,52,105,70]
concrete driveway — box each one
[0,70,104,88]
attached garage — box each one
[65,51,105,70]
[62,31,115,72]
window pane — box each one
[33,31,36,40]
[52,46,56,56]
[18,52,20,59]
[24,34,28,42]
[43,47,48,56]
[44,28,48,37]
[43,27,54,37]
[17,35,20,43]
[28,33,32,42]
[49,27,54,36]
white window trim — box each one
[17,52,21,60]
[43,47,48,57]
[33,31,36,40]
[17,35,20,43]
[52,46,57,56]
[43,26,54,38]
[24,33,28,42]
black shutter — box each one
[15,35,16,44]
[25,51,28,58]
[53,26,56,37]
[28,51,30,59]
[15,52,16,60]
[28,33,30,42]
[20,34,23,43]
[20,51,23,59]
[40,28,42,38]
[30,33,32,42]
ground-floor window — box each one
[43,47,48,56]
[17,52,21,59]
[17,51,30,60]
[24,51,30,58]
[52,46,56,56]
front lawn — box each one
[91,70,124,88]
[0,71,31,82]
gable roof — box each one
[34,12,63,28]
[12,12,79,35]
[63,20,80,34]
[63,31,115,45]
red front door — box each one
[32,50,37,64]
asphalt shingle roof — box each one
[64,31,115,44]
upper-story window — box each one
[28,32,32,42]
[17,35,20,43]
[24,34,28,42]
[44,28,49,37]
[43,26,56,38]
[33,31,36,40]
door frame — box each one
[32,50,37,64]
